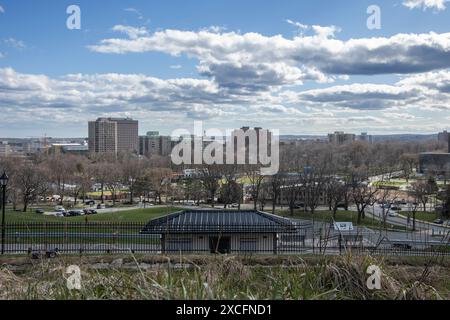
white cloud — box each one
[89,28,450,94]
[0,5,4,13]
[4,38,26,49]
[2,66,450,134]
[311,25,341,39]
[286,19,309,30]
[111,25,149,39]
[403,0,449,11]
[170,65,182,69]
[124,7,144,20]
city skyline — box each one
[1,1,450,137]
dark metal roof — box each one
[141,210,297,234]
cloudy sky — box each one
[0,0,450,137]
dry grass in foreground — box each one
[0,254,449,300]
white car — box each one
[388,211,398,217]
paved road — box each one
[364,205,450,232]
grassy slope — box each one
[401,211,439,223]
[4,207,181,223]
[276,209,409,230]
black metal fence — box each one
[1,222,449,257]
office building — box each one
[356,132,373,144]
[139,131,172,157]
[0,141,12,156]
[328,131,356,145]
[88,117,138,154]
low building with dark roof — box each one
[141,210,297,254]
[419,152,450,175]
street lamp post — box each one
[1,171,9,255]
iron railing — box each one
[1,221,449,256]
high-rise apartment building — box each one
[0,141,12,156]
[88,118,138,154]
[139,131,172,157]
[328,131,356,145]
[356,132,373,144]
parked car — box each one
[433,219,444,225]
[336,203,347,209]
[390,206,401,211]
[388,211,399,217]
[97,203,106,209]
[35,208,45,214]
[293,203,306,209]
[55,212,65,218]
[55,207,66,214]
[67,210,84,217]
[83,209,97,215]
[230,203,239,208]
[85,200,95,206]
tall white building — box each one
[0,141,11,156]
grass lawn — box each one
[402,211,439,223]
[4,207,182,223]
[276,209,409,230]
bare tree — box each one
[245,165,265,210]
[199,164,222,208]
[268,173,284,214]
[349,171,379,224]
[16,162,48,212]
[411,178,438,212]
[104,162,122,206]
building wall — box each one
[0,142,11,156]
[88,119,117,154]
[139,135,172,157]
[115,118,139,154]
[89,118,138,154]
[328,132,356,145]
[419,153,450,174]
[163,233,275,254]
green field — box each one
[277,209,409,230]
[4,207,181,223]
[402,211,440,223]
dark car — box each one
[35,208,45,214]
[293,203,305,209]
[433,219,444,225]
[67,210,83,217]
[390,206,401,211]
[85,200,95,206]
